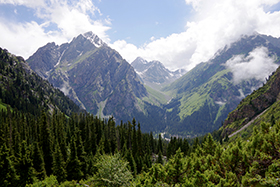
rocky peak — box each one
[82,31,105,48]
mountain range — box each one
[27,31,280,137]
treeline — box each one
[1,108,280,186]
[0,108,176,186]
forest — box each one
[1,107,280,186]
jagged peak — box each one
[134,57,148,64]
[82,31,105,48]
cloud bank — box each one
[225,46,278,84]
[0,0,110,59]
[1,0,280,72]
[111,0,280,70]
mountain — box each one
[161,34,280,137]
[27,31,166,131]
[0,47,81,116]
[131,57,186,88]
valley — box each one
[1,32,280,186]
[26,32,280,138]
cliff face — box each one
[223,67,280,135]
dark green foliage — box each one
[32,142,46,180]
[135,122,280,186]
[0,144,19,186]
[52,141,67,183]
[0,106,164,185]
[17,141,36,186]
[66,136,83,181]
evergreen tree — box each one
[39,111,53,175]
[52,141,67,183]
[17,140,36,186]
[66,136,83,181]
[158,134,163,154]
[125,149,137,177]
[32,142,46,180]
[0,144,19,186]
[156,150,164,165]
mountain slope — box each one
[161,34,280,137]
[0,47,81,116]
[221,63,280,137]
[27,31,166,131]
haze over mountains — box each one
[27,31,280,137]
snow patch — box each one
[238,89,245,99]
[215,101,226,105]
[54,49,67,68]
[82,31,104,48]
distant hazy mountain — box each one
[161,34,280,137]
[27,31,167,132]
[131,57,186,88]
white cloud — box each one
[0,0,110,59]
[111,0,280,71]
[224,46,278,84]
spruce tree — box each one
[39,111,53,176]
[17,140,36,186]
[52,141,67,183]
[156,150,164,165]
[125,149,137,177]
[66,136,83,181]
[0,144,19,186]
[32,141,46,180]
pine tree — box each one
[17,140,36,186]
[39,111,53,176]
[76,129,87,179]
[52,141,67,183]
[158,134,163,154]
[0,144,19,186]
[66,136,83,181]
[156,150,164,165]
[137,122,142,156]
[125,149,137,177]
[32,141,47,180]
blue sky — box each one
[1,0,280,70]
[95,0,191,46]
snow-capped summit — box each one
[82,31,104,48]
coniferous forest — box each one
[1,108,280,186]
